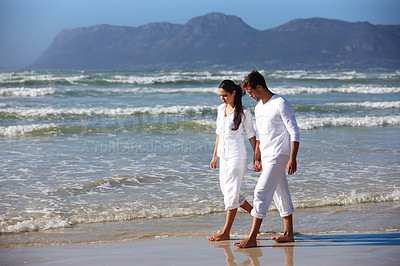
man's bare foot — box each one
[233,237,258,248]
[271,234,294,243]
[208,232,230,241]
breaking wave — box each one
[1,188,398,233]
[0,123,58,137]
[0,87,56,97]
[0,105,217,119]
[298,115,400,130]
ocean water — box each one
[0,70,399,247]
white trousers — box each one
[219,157,247,210]
[251,154,295,219]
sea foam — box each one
[0,105,217,118]
[0,87,56,97]
[1,189,398,233]
[328,101,400,109]
[0,123,58,137]
[298,115,400,130]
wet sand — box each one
[1,232,399,265]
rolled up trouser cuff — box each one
[226,194,246,210]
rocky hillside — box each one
[27,12,400,70]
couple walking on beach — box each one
[209,70,300,248]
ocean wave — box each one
[0,115,398,137]
[0,121,215,137]
[0,71,246,86]
[267,70,368,80]
[87,86,218,95]
[48,85,400,96]
[298,115,400,130]
[0,123,58,137]
[328,101,400,109]
[294,189,400,209]
[2,85,397,98]
[1,189,398,233]
[0,72,90,85]
[0,105,217,119]
[0,87,56,97]
[265,70,400,80]
[0,205,221,233]
[276,85,400,95]
[1,70,399,88]
[5,85,397,98]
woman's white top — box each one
[255,94,300,161]
[216,104,255,160]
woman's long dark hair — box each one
[219,80,243,131]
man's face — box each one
[244,85,261,101]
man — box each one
[234,70,300,248]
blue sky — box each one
[1,0,399,70]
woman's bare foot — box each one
[233,237,258,248]
[208,232,230,241]
[271,234,294,243]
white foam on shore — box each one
[1,189,398,233]
[294,189,400,209]
[1,217,71,233]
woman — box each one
[209,80,256,241]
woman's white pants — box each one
[219,157,247,210]
[251,154,295,219]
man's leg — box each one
[271,214,294,243]
[240,200,253,213]
[272,155,295,243]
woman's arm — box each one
[210,134,219,169]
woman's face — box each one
[219,88,236,106]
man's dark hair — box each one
[242,70,268,90]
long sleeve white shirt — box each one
[216,104,255,160]
[255,94,300,161]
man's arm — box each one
[287,141,299,175]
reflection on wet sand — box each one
[211,240,294,266]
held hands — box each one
[253,140,262,172]
[253,158,262,172]
[253,151,262,172]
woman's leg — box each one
[208,208,238,241]
[240,200,253,213]
[209,157,247,241]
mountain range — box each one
[27,12,400,70]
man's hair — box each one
[242,70,268,90]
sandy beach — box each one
[1,232,399,265]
